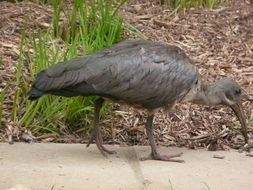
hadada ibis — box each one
[28,40,249,162]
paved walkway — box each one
[0,143,252,190]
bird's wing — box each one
[33,40,197,109]
[85,40,198,109]
[33,40,144,91]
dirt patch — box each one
[0,1,252,150]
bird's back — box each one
[29,40,198,109]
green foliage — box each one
[12,0,128,136]
[52,0,128,45]
[162,0,223,10]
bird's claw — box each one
[140,152,184,162]
[86,130,116,155]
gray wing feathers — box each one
[34,55,96,90]
[33,40,197,109]
[35,68,88,90]
[89,42,197,108]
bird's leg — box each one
[86,98,115,155]
[140,114,184,162]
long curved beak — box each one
[230,100,248,143]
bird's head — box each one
[209,78,249,142]
[211,78,245,105]
[184,77,250,143]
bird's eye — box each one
[235,89,241,95]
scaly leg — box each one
[140,114,184,162]
[86,98,115,155]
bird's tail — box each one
[28,88,45,101]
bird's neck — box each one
[182,79,221,106]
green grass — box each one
[9,0,128,136]
[162,0,223,10]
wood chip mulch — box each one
[105,0,253,150]
[0,0,252,151]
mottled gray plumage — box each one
[29,40,197,109]
[28,40,249,162]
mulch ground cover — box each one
[0,0,252,151]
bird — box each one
[28,40,249,162]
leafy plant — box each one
[12,0,128,136]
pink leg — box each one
[140,115,184,162]
[86,98,116,155]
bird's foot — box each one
[140,152,184,162]
[86,131,116,155]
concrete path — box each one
[0,143,252,190]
